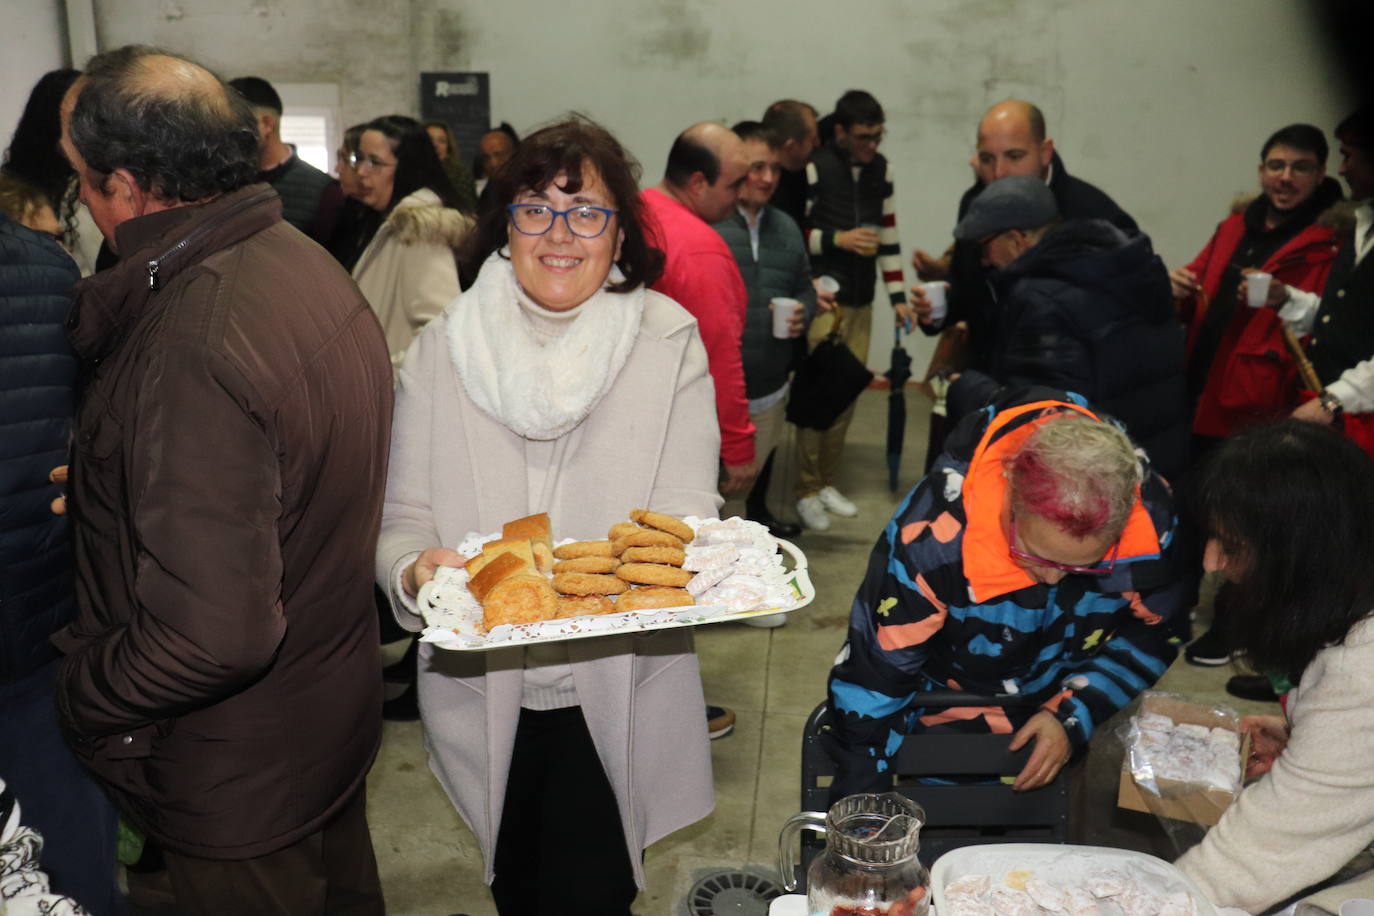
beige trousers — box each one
[796,305,873,498]
[720,395,789,520]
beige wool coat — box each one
[352,188,471,368]
[1178,617,1374,913]
[377,286,722,888]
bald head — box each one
[663,121,749,222]
[974,99,1054,185]
[65,45,259,205]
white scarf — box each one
[446,252,644,440]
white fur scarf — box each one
[446,252,643,440]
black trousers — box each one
[491,706,637,916]
[128,787,383,916]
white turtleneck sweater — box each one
[516,290,583,710]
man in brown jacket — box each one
[53,46,393,914]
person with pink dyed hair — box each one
[825,385,1187,801]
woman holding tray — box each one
[1177,420,1374,912]
[375,116,721,915]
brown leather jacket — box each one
[52,185,394,859]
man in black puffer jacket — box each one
[947,176,1189,481]
[0,210,124,914]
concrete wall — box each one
[10,0,1357,369]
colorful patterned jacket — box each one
[826,390,1186,797]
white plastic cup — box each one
[816,275,840,295]
[767,895,810,916]
[1246,271,1272,308]
[770,297,803,339]
[921,281,950,322]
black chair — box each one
[796,694,1070,882]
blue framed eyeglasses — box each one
[507,203,617,239]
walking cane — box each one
[1280,324,1325,395]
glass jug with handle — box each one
[777,792,930,916]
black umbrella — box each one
[884,325,913,492]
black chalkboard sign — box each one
[419,72,490,167]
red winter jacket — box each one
[1181,202,1340,438]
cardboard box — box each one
[1116,694,1248,826]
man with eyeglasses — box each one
[1258,107,1374,447]
[1170,124,1344,450]
[1165,124,1343,670]
[1215,108,1374,704]
[796,89,913,532]
[824,390,1184,800]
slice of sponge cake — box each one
[465,537,536,579]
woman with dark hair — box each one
[422,118,478,215]
[376,115,717,914]
[351,114,471,368]
[2,69,79,214]
[316,122,380,269]
[1176,420,1374,912]
[2,69,99,272]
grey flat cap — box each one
[953,175,1059,241]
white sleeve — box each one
[1327,357,1374,414]
[1176,635,1374,912]
[1277,286,1322,333]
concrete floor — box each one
[364,389,1276,916]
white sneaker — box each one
[743,612,787,628]
[796,495,831,530]
[818,486,858,517]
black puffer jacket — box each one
[989,219,1189,480]
[0,214,78,682]
[806,142,891,307]
[936,151,1138,370]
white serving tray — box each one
[417,535,813,651]
[931,844,1217,916]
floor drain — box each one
[687,869,784,916]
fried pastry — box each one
[553,572,629,595]
[481,573,558,628]
[553,556,621,575]
[554,594,616,618]
[607,522,641,540]
[620,546,686,567]
[616,587,693,611]
[552,539,616,560]
[611,529,683,554]
[629,509,695,542]
[615,563,693,587]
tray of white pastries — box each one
[416,512,814,651]
[931,844,1216,916]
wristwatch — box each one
[1319,390,1343,415]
